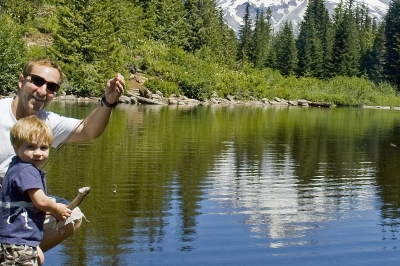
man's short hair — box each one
[22,57,66,85]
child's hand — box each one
[53,203,72,221]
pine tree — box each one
[265,38,277,69]
[183,0,223,53]
[50,0,128,95]
[330,0,360,77]
[108,0,144,51]
[296,17,324,77]
[384,0,400,89]
[296,0,330,78]
[134,0,157,38]
[274,21,298,76]
[357,4,378,76]
[264,8,277,69]
[216,8,238,67]
[0,14,26,95]
[365,22,386,84]
[139,0,188,47]
[237,2,253,65]
[313,0,333,75]
[251,8,271,68]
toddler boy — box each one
[0,115,71,265]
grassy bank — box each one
[132,42,400,107]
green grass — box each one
[133,41,400,107]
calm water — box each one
[43,102,400,266]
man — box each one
[0,57,125,252]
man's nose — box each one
[36,84,48,96]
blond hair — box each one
[22,57,66,85]
[10,115,53,149]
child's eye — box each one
[40,145,49,151]
[26,144,35,149]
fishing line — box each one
[156,9,192,42]
[40,94,101,170]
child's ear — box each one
[12,146,18,155]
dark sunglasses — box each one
[24,74,60,93]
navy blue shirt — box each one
[0,156,47,247]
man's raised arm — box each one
[67,73,125,143]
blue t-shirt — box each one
[0,156,47,247]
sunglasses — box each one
[24,74,60,93]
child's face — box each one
[16,141,50,168]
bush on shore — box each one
[133,42,400,107]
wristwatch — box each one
[100,94,118,108]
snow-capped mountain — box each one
[216,0,391,33]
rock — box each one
[152,94,162,100]
[139,87,152,99]
[130,97,138,104]
[118,95,132,104]
[65,95,76,100]
[126,89,139,97]
[131,74,148,84]
[169,99,178,105]
[298,100,308,106]
[156,90,163,97]
[226,95,235,102]
[129,65,136,74]
[136,95,166,105]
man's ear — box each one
[17,74,25,90]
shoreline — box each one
[52,93,400,110]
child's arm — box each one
[27,188,72,221]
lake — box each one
[44,102,400,265]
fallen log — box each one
[309,101,332,108]
[135,95,167,105]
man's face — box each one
[17,64,60,116]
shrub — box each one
[0,15,26,95]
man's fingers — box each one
[115,74,125,94]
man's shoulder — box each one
[0,97,13,116]
[0,96,13,105]
[0,97,15,128]
[38,108,79,128]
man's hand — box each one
[104,73,125,105]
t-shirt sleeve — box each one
[39,111,80,149]
[14,167,45,194]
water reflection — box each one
[208,138,378,249]
[44,103,400,265]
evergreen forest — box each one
[1,0,400,106]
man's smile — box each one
[32,95,45,102]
